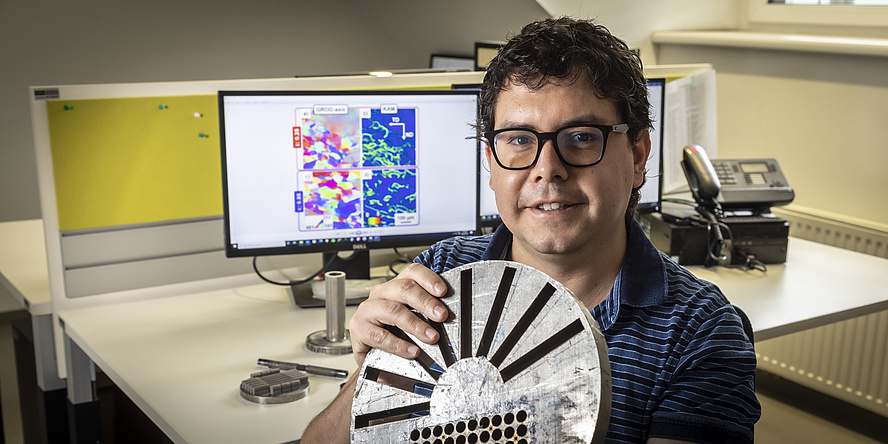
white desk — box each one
[56,237,888,443]
[59,284,356,444]
[4,219,888,443]
[0,219,52,316]
[688,237,888,341]
[0,219,63,394]
[0,219,69,442]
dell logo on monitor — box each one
[353,243,368,250]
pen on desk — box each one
[257,358,349,378]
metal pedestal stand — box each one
[306,271,353,355]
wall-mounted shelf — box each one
[653,30,888,58]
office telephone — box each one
[681,145,794,212]
[644,145,793,268]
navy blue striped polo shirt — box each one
[414,219,760,443]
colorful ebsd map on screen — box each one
[293,104,418,232]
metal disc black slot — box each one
[384,325,442,380]
[354,402,431,429]
[476,266,516,358]
[488,282,556,368]
[499,318,585,383]
[364,366,435,396]
[460,268,473,359]
[429,320,457,367]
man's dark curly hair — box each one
[480,17,653,223]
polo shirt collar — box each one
[594,218,669,330]
[482,223,512,261]
[620,218,669,308]
[481,219,668,330]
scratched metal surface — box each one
[351,260,611,443]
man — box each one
[303,17,760,443]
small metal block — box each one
[239,369,309,404]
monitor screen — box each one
[219,90,480,259]
[460,78,665,226]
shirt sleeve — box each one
[647,304,760,444]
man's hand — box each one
[303,263,451,444]
[349,262,450,367]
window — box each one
[772,0,888,5]
[749,0,888,26]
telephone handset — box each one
[679,145,729,266]
[681,145,721,212]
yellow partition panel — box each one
[47,95,220,231]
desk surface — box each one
[56,237,888,443]
[4,217,885,443]
[60,283,357,444]
[0,219,51,315]
[689,237,888,341]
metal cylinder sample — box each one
[306,270,353,355]
[325,270,347,343]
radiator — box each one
[756,206,888,417]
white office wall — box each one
[0,0,752,224]
[0,0,550,223]
[10,0,885,228]
[541,0,888,227]
[535,0,745,66]
[656,43,888,227]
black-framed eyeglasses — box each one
[483,123,630,170]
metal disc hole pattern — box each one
[351,260,611,443]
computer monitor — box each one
[429,54,475,71]
[639,78,665,214]
[460,78,665,227]
[218,89,480,282]
[450,84,500,228]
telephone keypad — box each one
[747,173,767,185]
[713,162,737,185]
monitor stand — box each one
[291,250,374,308]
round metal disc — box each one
[306,329,353,355]
[351,260,611,443]
[239,369,309,404]
[239,385,308,404]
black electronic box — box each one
[640,210,789,266]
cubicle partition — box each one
[29,65,713,380]
[17,63,888,442]
[30,72,490,378]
